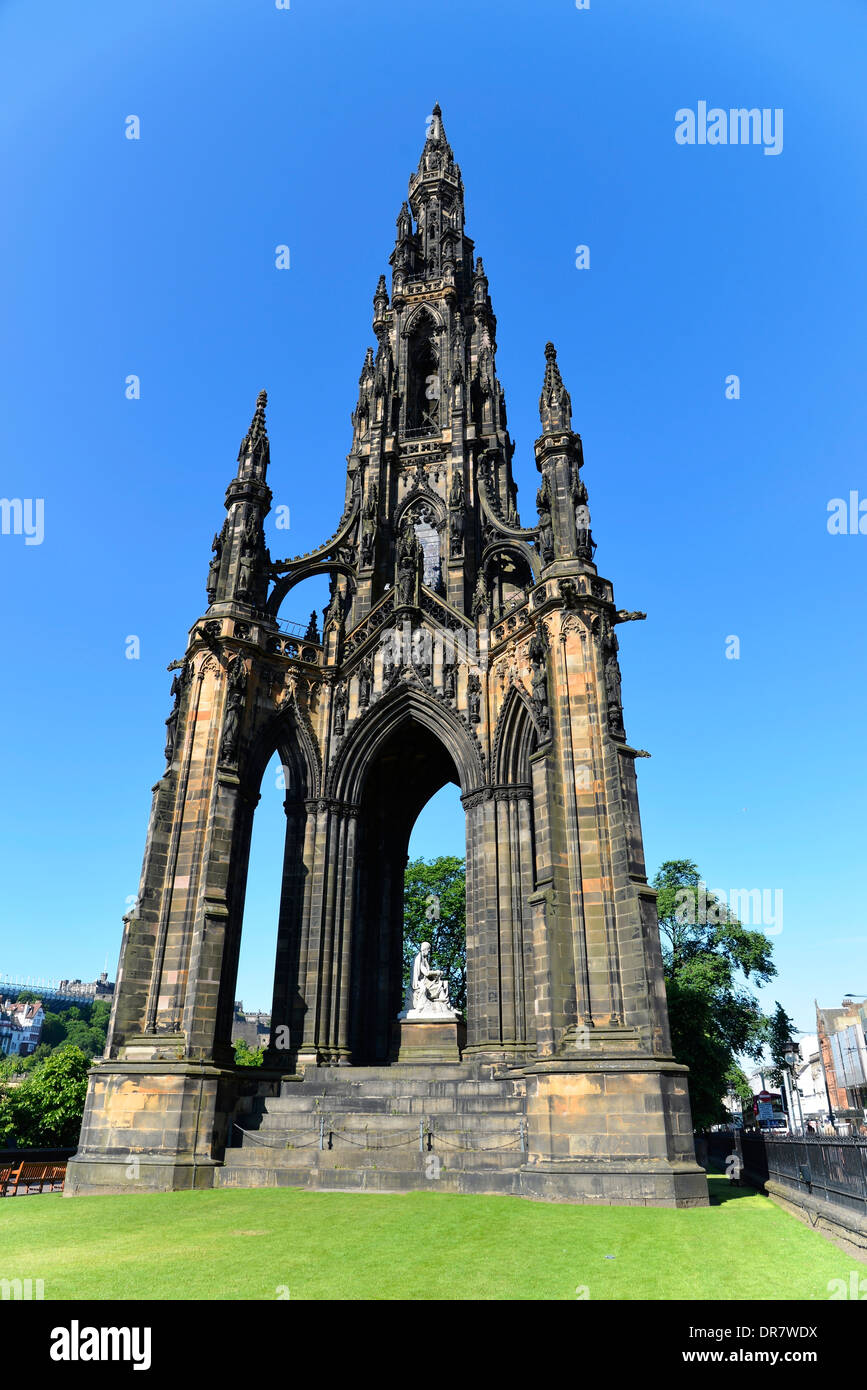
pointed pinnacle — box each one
[539,342,572,432]
[237,389,269,467]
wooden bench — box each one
[0,1161,66,1195]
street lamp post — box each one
[784,1047,805,1135]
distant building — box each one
[0,971,114,1010]
[231,1003,270,1051]
[789,1033,829,1125]
[816,999,867,1125]
[0,999,44,1056]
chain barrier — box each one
[232,1123,321,1150]
[234,1119,525,1155]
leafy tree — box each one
[725,1062,754,1108]
[0,1045,90,1146]
[403,856,466,1018]
[0,1055,29,1082]
[40,1000,110,1059]
[89,998,112,1037]
[765,1001,797,1089]
[653,859,777,1129]
[234,1039,264,1067]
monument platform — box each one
[394,1016,467,1063]
[215,1059,708,1205]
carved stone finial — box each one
[539,342,572,433]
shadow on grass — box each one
[706,1169,764,1206]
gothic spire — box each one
[408,104,464,223]
[538,342,572,433]
[237,388,270,480]
[416,102,456,177]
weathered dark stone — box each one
[67,107,706,1209]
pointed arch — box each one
[395,489,446,531]
[327,680,485,804]
[241,693,322,803]
[492,681,539,786]
[266,560,357,620]
[402,302,445,336]
[480,539,541,585]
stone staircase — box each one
[216,1063,528,1195]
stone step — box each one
[247,1117,525,1139]
[261,1094,526,1116]
[307,1065,471,1082]
[214,1162,524,1196]
[221,1142,523,1174]
[285,1078,525,1101]
[222,1060,531,1198]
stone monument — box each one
[67,105,707,1207]
[396,943,464,1061]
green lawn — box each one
[1,1177,862,1300]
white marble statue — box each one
[400,942,459,1020]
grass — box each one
[1,1177,862,1300]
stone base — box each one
[394,1017,466,1063]
[65,1058,283,1196]
[521,1055,709,1208]
[519,1159,709,1207]
[65,1154,221,1196]
[67,1050,707,1209]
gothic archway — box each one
[209,696,320,1061]
[347,715,462,1063]
[406,312,441,434]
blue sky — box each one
[0,0,864,1033]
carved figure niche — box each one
[404,500,443,593]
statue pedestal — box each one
[395,1016,466,1064]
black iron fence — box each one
[702,1129,867,1215]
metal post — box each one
[781,1068,795,1134]
[319,1115,325,1150]
[419,1120,424,1154]
[519,1118,526,1154]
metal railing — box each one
[703,1129,867,1214]
[275,616,317,639]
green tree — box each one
[0,1045,91,1146]
[41,1008,75,1049]
[653,859,777,1129]
[403,856,466,1018]
[89,998,112,1040]
[0,1054,29,1082]
[38,999,110,1059]
[234,1039,264,1067]
[764,1001,797,1089]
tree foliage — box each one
[234,1039,264,1067]
[39,998,111,1059]
[765,1001,798,1089]
[403,856,466,1018]
[0,1045,91,1146]
[654,859,777,1129]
